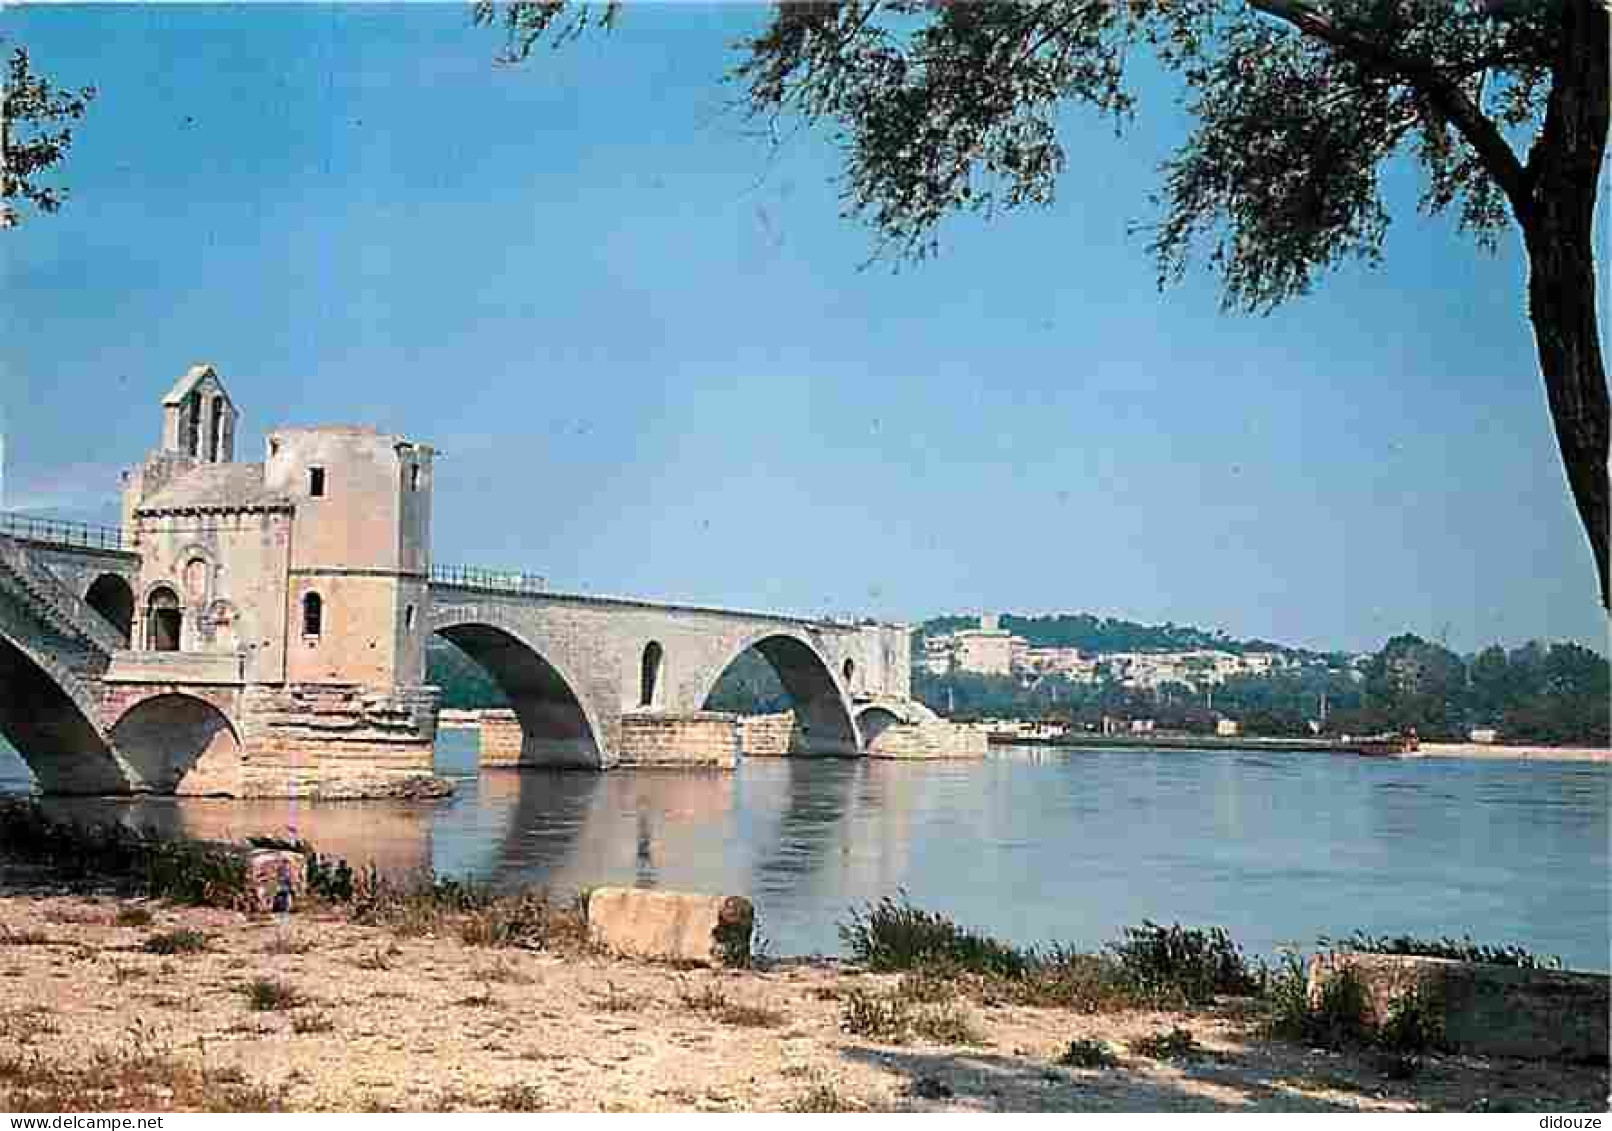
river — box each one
[2,732,1607,970]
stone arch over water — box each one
[433,622,607,769]
[0,631,128,794]
[694,630,860,757]
[107,693,242,795]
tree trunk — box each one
[1522,218,1610,612]
[1519,0,1610,610]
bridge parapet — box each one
[431,563,547,595]
[0,512,129,553]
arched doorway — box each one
[146,586,182,652]
[85,574,135,645]
[145,589,181,650]
[639,641,665,708]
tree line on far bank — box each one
[913,634,1610,747]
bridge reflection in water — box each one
[7,735,1610,970]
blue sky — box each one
[2,3,1605,655]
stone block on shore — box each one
[1307,951,1610,1062]
[586,886,754,968]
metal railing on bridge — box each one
[0,511,129,551]
[429,563,547,594]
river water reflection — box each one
[3,732,1607,969]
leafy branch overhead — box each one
[1,47,97,229]
[479,0,1610,610]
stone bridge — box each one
[429,578,911,769]
[0,364,936,798]
[0,515,919,794]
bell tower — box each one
[160,363,237,464]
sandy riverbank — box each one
[1419,743,1610,764]
[0,892,1603,1112]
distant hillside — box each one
[919,613,1337,660]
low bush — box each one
[909,1000,984,1046]
[1001,946,1138,1012]
[1378,989,1445,1054]
[839,893,1030,977]
[785,1085,863,1113]
[290,1010,335,1035]
[1263,952,1374,1050]
[838,898,1263,1015]
[838,985,981,1046]
[1056,1038,1118,1069]
[1108,921,1261,1005]
[1328,930,1559,970]
[0,800,249,907]
[497,1083,544,1112]
[143,929,209,955]
[242,978,302,1012]
[1127,1026,1202,1061]
[839,987,910,1042]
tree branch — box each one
[1249,0,1531,209]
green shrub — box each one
[1264,952,1373,1050]
[114,906,153,928]
[909,1001,984,1046]
[1108,921,1259,1005]
[0,801,248,907]
[143,929,209,955]
[290,1010,335,1035]
[785,1085,862,1113]
[1127,1026,1202,1061]
[1329,930,1559,970]
[1056,1038,1117,1069]
[242,978,302,1012]
[839,987,910,1042]
[839,893,1030,977]
[895,965,962,1005]
[1378,989,1445,1054]
[497,1084,544,1112]
[1004,946,1138,1012]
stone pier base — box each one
[618,711,739,769]
[231,683,446,799]
[866,719,987,759]
[737,712,799,757]
[479,708,524,768]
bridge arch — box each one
[856,704,902,751]
[107,693,242,795]
[433,620,607,769]
[692,629,859,757]
[0,626,132,794]
[84,573,135,645]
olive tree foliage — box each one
[1,46,96,229]
[477,1,1608,606]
